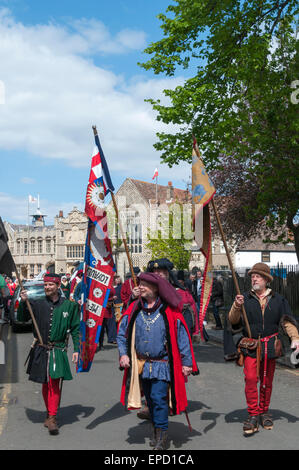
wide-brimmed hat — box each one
[139,272,181,309]
[248,263,273,282]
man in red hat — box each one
[229,262,299,435]
[117,272,199,450]
[18,273,80,435]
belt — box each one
[38,342,68,379]
[137,354,168,363]
[260,333,278,388]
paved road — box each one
[0,324,298,451]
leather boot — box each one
[243,415,259,435]
[44,413,49,428]
[153,428,168,450]
[137,405,151,420]
[47,415,59,435]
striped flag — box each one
[77,133,116,372]
[192,139,215,340]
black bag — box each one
[182,305,194,337]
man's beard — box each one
[252,283,263,292]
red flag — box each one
[152,168,158,180]
[77,133,115,372]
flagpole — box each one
[193,140,252,338]
[92,126,137,287]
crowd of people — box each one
[6,257,298,448]
[0,273,19,324]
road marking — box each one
[0,326,12,436]
[283,368,299,377]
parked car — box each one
[9,281,65,332]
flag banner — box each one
[152,168,158,180]
[192,140,215,340]
[0,217,15,277]
[77,134,115,373]
[28,195,37,203]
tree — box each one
[140,0,299,261]
[146,203,192,270]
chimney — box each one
[59,210,64,218]
[167,181,174,201]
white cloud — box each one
[0,191,83,224]
[20,177,35,184]
[0,8,186,182]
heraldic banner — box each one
[192,139,215,341]
[77,133,116,372]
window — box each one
[220,241,226,254]
[38,239,43,254]
[37,264,42,274]
[30,264,35,276]
[261,251,270,263]
[30,239,35,254]
[46,238,51,253]
[24,240,28,254]
[67,245,84,258]
[17,240,21,254]
[126,212,142,254]
[60,231,64,238]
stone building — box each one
[4,179,240,281]
[4,206,87,278]
[107,178,235,280]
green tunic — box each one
[18,295,80,383]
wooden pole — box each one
[193,141,252,338]
[92,126,137,287]
[13,262,44,345]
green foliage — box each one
[146,203,192,270]
[140,0,299,259]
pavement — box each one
[205,322,296,369]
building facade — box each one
[4,207,88,278]
[5,179,293,281]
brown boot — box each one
[47,415,59,435]
[260,413,273,430]
[137,405,151,420]
[153,428,168,450]
[243,415,259,436]
[44,413,49,428]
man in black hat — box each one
[229,262,299,436]
[147,258,198,336]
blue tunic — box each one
[117,304,192,382]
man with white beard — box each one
[228,263,299,436]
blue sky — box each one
[0,0,194,225]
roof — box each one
[237,238,295,252]
[129,178,190,204]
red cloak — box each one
[119,300,199,415]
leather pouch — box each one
[274,337,283,358]
[239,337,258,350]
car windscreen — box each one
[25,285,46,299]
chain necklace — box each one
[140,311,161,332]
